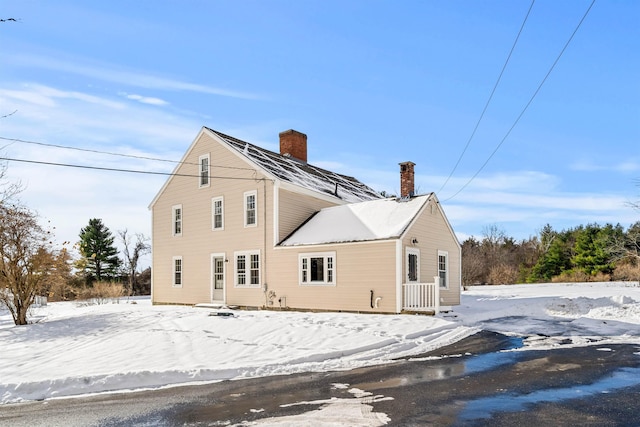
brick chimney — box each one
[279,129,307,163]
[399,161,415,197]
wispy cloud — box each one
[9,53,263,100]
[119,92,169,106]
[1,84,124,109]
[570,158,640,173]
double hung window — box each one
[212,197,224,230]
[173,256,183,287]
[235,251,260,287]
[244,190,257,227]
[300,252,336,285]
[438,251,448,288]
[172,205,182,236]
[199,154,210,188]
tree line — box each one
[0,162,150,325]
[462,222,640,286]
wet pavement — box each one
[1,331,639,426]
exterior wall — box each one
[151,131,460,312]
[401,199,461,306]
[278,189,337,242]
[152,131,275,306]
[269,241,398,313]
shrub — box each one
[487,264,519,285]
[77,281,125,304]
[611,262,640,282]
[551,270,611,283]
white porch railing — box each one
[403,276,440,314]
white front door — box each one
[406,247,420,283]
[211,255,225,302]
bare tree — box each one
[118,229,150,296]
[0,161,22,205]
[0,203,56,325]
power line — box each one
[0,135,255,171]
[442,0,596,203]
[0,156,270,181]
[437,0,535,195]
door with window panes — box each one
[211,256,225,301]
[406,248,420,283]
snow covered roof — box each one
[206,127,383,203]
[279,194,432,246]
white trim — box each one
[211,196,224,231]
[275,238,396,251]
[438,250,449,289]
[273,181,280,246]
[198,153,210,188]
[244,190,258,228]
[210,253,226,302]
[234,250,261,288]
[395,240,403,313]
[150,209,155,302]
[172,256,183,288]
[431,194,462,250]
[149,127,208,209]
[172,204,183,237]
[298,251,336,286]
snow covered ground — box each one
[1,281,640,423]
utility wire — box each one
[0,156,270,181]
[442,0,596,202]
[0,135,255,171]
[437,0,535,195]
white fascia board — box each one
[396,194,432,241]
[148,126,209,209]
[432,194,462,250]
[274,238,395,251]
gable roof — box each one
[279,194,433,246]
[205,127,383,203]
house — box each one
[149,127,461,313]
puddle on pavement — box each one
[358,336,525,390]
[463,336,523,375]
[457,366,640,423]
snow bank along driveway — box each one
[1,282,639,404]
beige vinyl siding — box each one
[278,189,337,242]
[269,241,397,313]
[401,200,461,306]
[152,132,274,306]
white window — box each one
[300,252,336,285]
[244,190,257,227]
[199,154,210,188]
[438,250,448,288]
[235,250,260,287]
[173,256,183,287]
[212,196,224,230]
[172,205,182,236]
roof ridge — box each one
[206,126,362,182]
[206,126,382,202]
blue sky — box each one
[1,0,638,254]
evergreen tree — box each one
[528,228,574,282]
[572,223,620,276]
[78,218,121,283]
